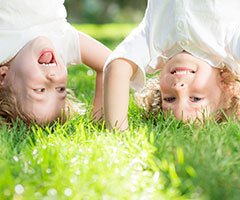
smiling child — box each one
[0,0,110,124]
[104,0,240,130]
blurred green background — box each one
[65,0,147,23]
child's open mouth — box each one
[38,49,57,67]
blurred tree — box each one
[65,0,147,24]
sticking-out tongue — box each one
[38,51,54,64]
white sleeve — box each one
[229,26,240,60]
[104,3,151,90]
[50,22,81,67]
[62,23,82,66]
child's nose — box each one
[46,71,66,82]
[47,73,56,80]
[173,82,186,90]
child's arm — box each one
[104,59,137,130]
[78,32,111,120]
[103,1,152,130]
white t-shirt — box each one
[105,0,240,90]
[0,0,81,66]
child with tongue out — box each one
[0,0,110,124]
[104,0,240,130]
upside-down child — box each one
[104,0,240,130]
[0,0,111,124]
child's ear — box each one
[0,66,9,85]
[220,78,235,97]
[219,69,235,91]
[156,59,166,70]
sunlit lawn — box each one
[0,24,240,200]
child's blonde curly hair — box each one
[0,86,85,125]
[135,66,240,122]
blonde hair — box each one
[135,66,240,122]
[0,86,85,125]
[0,86,31,125]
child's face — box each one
[2,36,67,123]
[159,52,222,121]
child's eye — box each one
[190,97,203,102]
[56,87,66,93]
[163,97,176,103]
[34,88,45,93]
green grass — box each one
[1,24,240,200]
